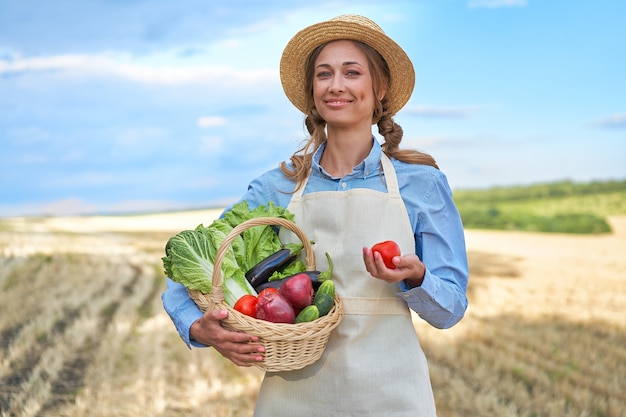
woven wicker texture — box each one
[188,217,344,372]
[279,14,415,116]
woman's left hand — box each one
[362,246,425,288]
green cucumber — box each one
[314,293,334,316]
[295,305,320,323]
[316,280,335,298]
[314,280,335,316]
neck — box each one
[321,126,373,177]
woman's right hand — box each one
[189,309,265,367]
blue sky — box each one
[1,0,624,217]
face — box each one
[312,40,377,129]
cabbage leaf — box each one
[162,201,297,306]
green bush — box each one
[453,178,626,234]
[459,209,611,234]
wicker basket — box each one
[188,217,344,372]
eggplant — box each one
[254,252,333,292]
[245,243,303,287]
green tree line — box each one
[453,179,626,234]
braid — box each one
[377,103,439,169]
[280,109,327,191]
[377,110,403,153]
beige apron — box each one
[254,155,437,417]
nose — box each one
[329,76,345,93]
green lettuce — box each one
[162,201,298,306]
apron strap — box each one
[379,153,400,197]
[292,173,307,199]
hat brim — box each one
[280,15,415,116]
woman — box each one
[162,15,469,416]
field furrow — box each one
[1,255,121,378]
[35,262,151,416]
[426,337,625,416]
[416,311,626,417]
[481,317,626,392]
[0,252,139,417]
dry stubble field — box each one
[1,211,625,417]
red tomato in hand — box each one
[233,294,258,317]
[371,240,401,269]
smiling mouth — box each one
[325,99,353,106]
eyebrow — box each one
[316,61,364,69]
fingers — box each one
[208,308,228,319]
[362,246,382,275]
[362,246,393,279]
[362,246,373,271]
[213,337,265,367]
[395,253,426,279]
[363,247,424,284]
[191,309,266,366]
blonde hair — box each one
[280,40,438,191]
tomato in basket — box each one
[233,294,258,317]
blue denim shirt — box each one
[162,139,469,348]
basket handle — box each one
[211,217,316,294]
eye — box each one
[316,71,332,78]
[346,70,361,77]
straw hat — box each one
[280,14,415,116]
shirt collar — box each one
[312,137,383,180]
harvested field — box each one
[1,211,625,417]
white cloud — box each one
[197,116,227,128]
[468,0,527,8]
[591,113,626,129]
[0,53,107,74]
[0,52,277,86]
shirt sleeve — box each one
[161,278,207,349]
[236,168,294,210]
[397,169,469,329]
